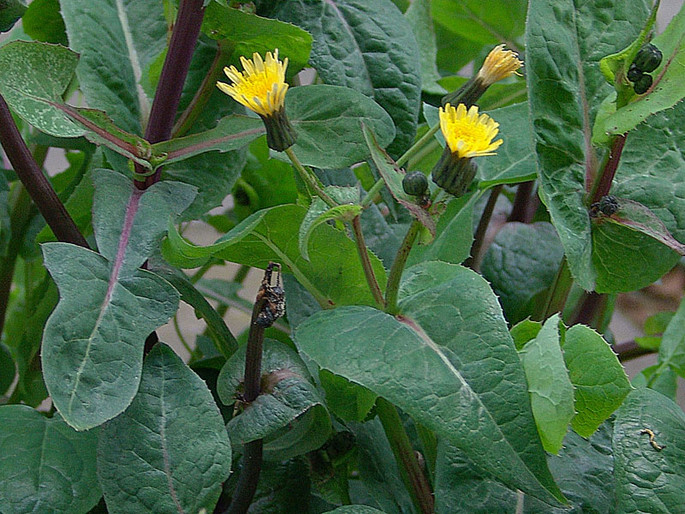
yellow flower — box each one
[217,49,289,117]
[216,49,296,151]
[439,103,503,158]
[476,44,523,87]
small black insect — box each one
[589,195,619,218]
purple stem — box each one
[0,95,88,248]
[138,0,206,189]
[590,134,627,203]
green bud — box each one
[633,43,663,73]
[402,171,429,196]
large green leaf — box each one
[0,40,82,137]
[406,193,478,267]
[217,339,331,460]
[97,344,232,513]
[405,0,445,95]
[274,0,421,156]
[350,419,414,513]
[42,170,196,430]
[481,222,564,324]
[285,85,396,168]
[61,0,167,134]
[526,0,654,291]
[518,315,575,454]
[613,388,685,513]
[0,406,101,513]
[431,0,526,46]
[435,424,615,513]
[163,204,386,309]
[593,5,685,143]
[563,324,632,437]
[294,261,565,506]
[21,0,68,45]
[202,1,312,78]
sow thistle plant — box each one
[0,1,684,513]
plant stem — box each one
[589,134,627,203]
[284,147,336,207]
[0,95,89,248]
[138,0,206,189]
[360,177,386,209]
[533,257,573,321]
[613,340,652,362]
[376,398,434,514]
[396,124,440,168]
[385,220,421,315]
[507,180,536,223]
[226,265,284,513]
[567,291,609,329]
[351,215,385,308]
[465,185,502,271]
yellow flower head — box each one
[217,49,289,117]
[439,103,503,158]
[476,44,523,86]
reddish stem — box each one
[137,0,206,189]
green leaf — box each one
[350,418,415,513]
[563,324,631,438]
[275,0,421,156]
[0,0,25,32]
[363,124,436,237]
[203,2,312,78]
[217,339,331,460]
[477,102,536,188]
[407,193,478,266]
[151,115,264,165]
[61,0,167,134]
[435,440,517,513]
[595,197,685,256]
[526,0,651,291]
[0,405,101,513]
[97,344,231,513]
[163,204,386,309]
[593,5,685,143]
[510,319,543,351]
[0,40,82,137]
[656,295,685,379]
[519,315,575,454]
[481,222,564,324]
[42,170,196,430]
[294,261,565,506]
[241,457,312,512]
[164,147,247,221]
[431,0,526,46]
[319,370,377,422]
[21,0,67,45]
[285,85,395,169]
[435,424,616,513]
[405,0,446,95]
[613,388,685,513]
[299,187,362,261]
